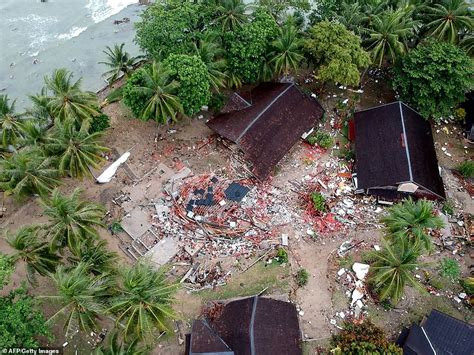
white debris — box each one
[373,245,381,251]
[351,288,364,306]
[459,293,467,299]
[299,310,305,316]
[219,200,226,206]
[96,151,130,183]
[337,268,346,276]
[187,211,195,218]
[338,312,345,318]
[352,263,370,281]
[281,234,289,246]
[330,319,337,325]
[454,296,462,303]
[229,221,237,228]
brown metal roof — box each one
[187,296,302,355]
[207,82,324,180]
[354,102,445,199]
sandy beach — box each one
[0,0,143,109]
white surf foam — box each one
[56,26,88,40]
[86,0,137,23]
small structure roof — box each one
[186,296,302,355]
[354,101,445,199]
[207,82,324,180]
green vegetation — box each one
[310,191,327,212]
[0,95,25,148]
[0,287,52,348]
[393,42,473,121]
[381,198,444,253]
[108,262,178,343]
[45,122,108,178]
[99,43,138,84]
[275,248,289,264]
[442,199,455,216]
[306,131,333,149]
[164,54,211,116]
[331,319,402,354]
[457,160,474,178]
[41,188,106,253]
[270,22,304,76]
[6,225,61,283]
[439,257,461,282]
[109,220,124,235]
[304,21,370,86]
[123,62,183,124]
[296,268,309,287]
[0,148,59,198]
[0,253,14,289]
[89,113,110,134]
[368,239,424,304]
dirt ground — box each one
[1,73,473,354]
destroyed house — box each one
[396,309,474,355]
[185,296,302,355]
[352,102,445,200]
[207,82,324,180]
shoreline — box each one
[0,1,144,110]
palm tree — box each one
[363,9,418,66]
[68,239,118,276]
[41,188,106,253]
[460,34,474,56]
[368,239,424,303]
[270,24,304,77]
[333,1,366,34]
[6,225,61,283]
[216,0,248,31]
[108,262,177,343]
[19,120,48,147]
[45,122,107,178]
[0,148,59,198]
[99,43,138,84]
[131,62,183,124]
[421,0,473,44]
[193,35,228,92]
[42,263,111,336]
[0,95,25,149]
[44,68,100,128]
[28,88,54,123]
[382,198,444,252]
[94,330,148,355]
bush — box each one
[296,268,309,287]
[306,131,333,149]
[123,68,149,119]
[0,253,14,289]
[208,93,227,112]
[225,9,279,84]
[331,319,402,354]
[135,1,202,59]
[453,107,466,122]
[275,248,288,264]
[441,199,455,216]
[439,258,461,282]
[461,277,474,295]
[393,42,474,121]
[0,287,52,348]
[457,160,474,178]
[310,191,327,212]
[109,220,124,235]
[164,54,211,116]
[105,86,124,104]
[89,113,110,134]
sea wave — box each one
[56,26,88,40]
[86,0,137,23]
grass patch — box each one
[296,269,309,287]
[457,160,474,178]
[338,255,354,269]
[105,86,124,104]
[198,262,290,302]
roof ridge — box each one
[399,101,414,181]
[249,296,258,355]
[236,83,294,142]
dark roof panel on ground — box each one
[253,297,302,354]
[354,102,445,198]
[203,296,302,355]
[189,320,234,355]
[207,82,324,180]
[423,309,474,355]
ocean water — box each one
[0,0,143,109]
